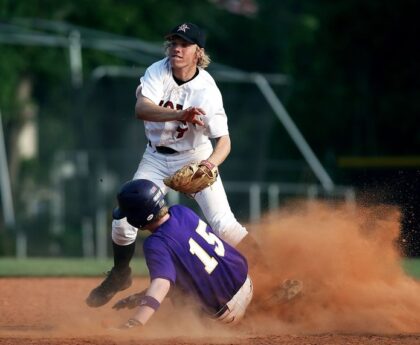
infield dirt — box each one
[1,200,420,345]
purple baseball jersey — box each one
[143,205,248,314]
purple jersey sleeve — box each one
[143,236,176,283]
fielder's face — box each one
[167,37,199,72]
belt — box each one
[156,146,178,154]
[149,141,178,154]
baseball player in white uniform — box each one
[86,22,250,308]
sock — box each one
[113,241,135,271]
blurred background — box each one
[0,0,419,259]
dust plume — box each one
[244,200,420,334]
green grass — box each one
[1,257,420,278]
[402,258,420,279]
[0,257,148,277]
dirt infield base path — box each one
[1,277,420,345]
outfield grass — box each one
[1,257,420,278]
[0,257,148,277]
[402,258,420,279]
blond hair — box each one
[154,206,169,223]
[196,47,211,69]
[164,41,211,69]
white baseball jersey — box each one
[137,58,229,151]
[112,58,248,249]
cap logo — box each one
[147,214,154,221]
[177,23,189,32]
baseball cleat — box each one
[86,267,132,307]
[276,279,303,302]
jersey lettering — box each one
[159,100,189,139]
[176,122,188,138]
[189,220,225,274]
[195,220,225,256]
[189,239,218,274]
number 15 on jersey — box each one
[189,220,225,274]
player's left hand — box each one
[163,161,218,195]
[113,291,146,310]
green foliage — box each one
[282,1,420,159]
[0,48,26,120]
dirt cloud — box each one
[244,200,420,334]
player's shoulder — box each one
[169,204,195,216]
[146,58,171,76]
[197,68,218,86]
[194,69,222,100]
[143,234,155,251]
[169,205,201,225]
[143,231,165,251]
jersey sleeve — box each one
[138,60,166,105]
[143,236,176,284]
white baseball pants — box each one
[112,141,248,247]
[217,275,253,324]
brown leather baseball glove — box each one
[163,160,218,195]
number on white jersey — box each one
[189,220,225,274]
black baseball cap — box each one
[165,22,206,48]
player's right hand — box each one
[180,106,205,126]
[119,318,142,329]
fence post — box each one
[0,109,27,257]
[268,184,280,211]
[249,184,261,222]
